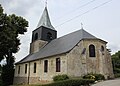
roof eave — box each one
[15,51,70,65]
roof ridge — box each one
[56,29,82,39]
[55,29,96,40]
[81,29,97,38]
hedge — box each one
[42,79,95,86]
[83,74,105,81]
[53,74,69,82]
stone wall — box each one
[67,39,114,78]
[13,77,28,85]
[83,39,107,75]
[30,40,48,54]
[14,54,67,84]
[105,50,114,78]
[14,39,114,84]
[67,41,86,77]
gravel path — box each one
[92,78,120,86]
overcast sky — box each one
[0,0,120,62]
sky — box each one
[0,0,120,62]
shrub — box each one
[42,79,95,86]
[83,73,105,81]
[93,74,105,80]
[114,73,120,78]
[114,68,120,74]
[53,74,69,82]
[83,74,95,80]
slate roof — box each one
[36,7,55,30]
[17,29,104,64]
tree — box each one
[112,51,120,78]
[0,4,28,85]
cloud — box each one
[0,0,42,16]
[1,0,120,62]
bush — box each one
[93,74,105,80]
[83,74,105,81]
[53,74,69,82]
[0,76,2,86]
[83,74,95,80]
[114,68,120,74]
[114,73,120,78]
[42,79,95,86]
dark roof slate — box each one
[17,29,101,64]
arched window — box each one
[44,60,48,73]
[18,66,20,74]
[34,33,38,40]
[89,44,96,57]
[25,64,27,74]
[33,62,37,73]
[47,32,52,40]
[101,46,104,52]
[56,58,60,72]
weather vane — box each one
[45,0,48,7]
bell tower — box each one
[30,7,57,54]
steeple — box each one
[37,7,55,30]
[30,6,57,54]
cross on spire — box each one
[45,0,48,7]
[81,23,83,29]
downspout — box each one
[28,62,30,84]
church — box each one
[14,7,114,84]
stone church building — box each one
[14,7,114,84]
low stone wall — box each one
[29,77,40,84]
[13,77,28,85]
[14,77,52,85]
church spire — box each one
[37,7,55,30]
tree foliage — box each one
[0,4,28,85]
[112,51,120,77]
[0,5,28,62]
